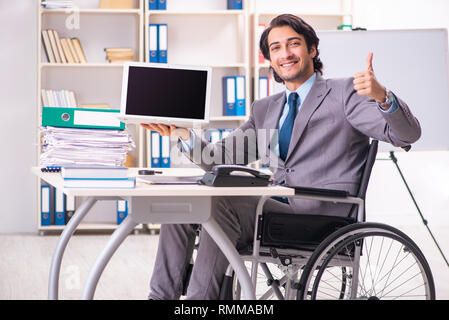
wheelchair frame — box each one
[222,140,435,300]
[231,192,364,299]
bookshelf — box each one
[35,0,353,234]
[36,0,144,234]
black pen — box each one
[138,169,163,175]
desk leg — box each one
[202,218,256,300]
[48,197,97,300]
[82,216,138,300]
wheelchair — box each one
[215,140,436,300]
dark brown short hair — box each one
[260,14,323,82]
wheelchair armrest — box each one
[292,186,349,198]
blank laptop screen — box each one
[125,66,208,120]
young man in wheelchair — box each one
[141,14,421,300]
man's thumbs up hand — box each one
[353,52,387,105]
[366,52,374,72]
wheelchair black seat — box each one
[259,211,356,250]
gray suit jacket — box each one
[183,75,421,217]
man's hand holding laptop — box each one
[140,123,191,141]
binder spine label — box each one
[41,185,51,226]
[74,110,121,127]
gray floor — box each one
[0,223,448,300]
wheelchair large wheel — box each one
[298,223,435,300]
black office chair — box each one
[220,140,436,300]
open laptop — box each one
[118,62,212,128]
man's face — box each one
[267,25,316,86]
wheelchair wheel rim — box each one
[310,231,434,300]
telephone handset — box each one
[199,165,272,187]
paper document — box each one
[40,126,135,167]
[137,175,203,185]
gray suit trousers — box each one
[148,196,292,300]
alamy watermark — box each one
[64,5,80,30]
[168,126,280,171]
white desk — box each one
[32,167,295,300]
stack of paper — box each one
[40,126,135,167]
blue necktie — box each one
[279,92,299,161]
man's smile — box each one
[280,60,298,68]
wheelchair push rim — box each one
[298,223,435,300]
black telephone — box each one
[199,165,272,187]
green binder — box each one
[42,107,125,130]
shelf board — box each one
[41,8,141,14]
[256,12,347,18]
[41,62,245,69]
[147,10,245,16]
[195,63,247,68]
[40,62,126,68]
[38,222,144,231]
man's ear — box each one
[309,45,317,59]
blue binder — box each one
[65,194,75,223]
[222,76,236,116]
[160,135,170,168]
[211,129,222,143]
[41,185,52,226]
[158,0,167,10]
[148,0,158,10]
[235,75,246,116]
[117,200,128,225]
[258,76,269,99]
[148,24,158,63]
[54,188,66,226]
[227,0,243,9]
[205,129,221,144]
[151,131,161,168]
[221,129,233,139]
[158,24,168,63]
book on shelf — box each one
[41,29,87,64]
[71,38,87,63]
[53,30,67,63]
[66,37,80,63]
[104,47,134,63]
[99,0,134,9]
[61,166,129,179]
[41,30,55,63]
[60,38,75,63]
[47,29,62,63]
[41,89,77,107]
